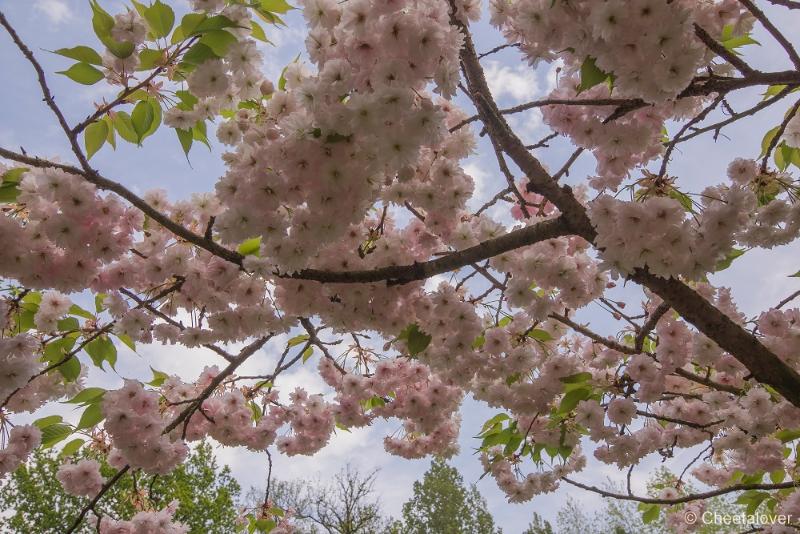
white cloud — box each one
[33,0,74,25]
[483,60,541,102]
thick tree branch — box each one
[451,7,800,408]
[288,217,570,285]
[631,269,800,407]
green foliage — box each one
[0,441,240,534]
[523,513,554,534]
[397,323,432,357]
[392,458,501,534]
[577,56,612,94]
[0,167,26,203]
[57,62,104,85]
[53,45,102,65]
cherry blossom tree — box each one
[1,0,800,532]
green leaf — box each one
[668,189,694,212]
[58,356,82,382]
[176,90,198,109]
[250,20,269,43]
[131,100,155,142]
[76,402,104,430]
[497,316,512,327]
[560,372,592,384]
[260,0,293,14]
[238,237,262,256]
[57,62,104,85]
[84,120,108,159]
[577,56,611,94]
[60,438,85,458]
[199,30,237,57]
[57,317,80,332]
[480,413,510,434]
[721,31,760,52]
[84,335,117,370]
[770,470,786,484]
[148,367,170,387]
[0,182,21,203]
[361,396,386,410]
[287,334,309,348]
[66,387,106,405]
[138,48,165,70]
[33,415,63,429]
[790,270,800,278]
[776,428,800,442]
[398,324,432,356]
[760,126,781,158]
[715,248,745,272]
[775,143,797,171]
[41,424,72,448]
[2,167,27,185]
[527,329,553,342]
[53,45,102,65]
[179,12,206,37]
[90,0,135,58]
[43,338,76,364]
[641,504,660,524]
[176,127,193,156]
[103,115,117,149]
[69,304,95,320]
[143,0,175,38]
[183,42,219,66]
[181,13,237,42]
[193,120,210,148]
[115,333,136,352]
[254,518,277,533]
[113,111,139,144]
[301,346,314,363]
[558,386,591,415]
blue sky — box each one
[2,1,800,531]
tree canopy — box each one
[0,441,240,533]
[1,0,800,532]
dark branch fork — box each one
[447,6,800,408]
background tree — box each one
[246,464,388,534]
[0,441,240,534]
[523,513,555,534]
[390,457,501,534]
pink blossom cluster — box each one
[481,446,586,503]
[103,380,188,474]
[489,1,751,190]
[0,425,40,477]
[321,357,463,458]
[99,500,188,534]
[56,458,104,497]
[490,0,751,103]
[163,369,281,451]
[541,81,703,190]
[0,167,139,291]
[589,188,755,279]
[212,0,473,274]
[161,367,335,457]
[0,334,39,401]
